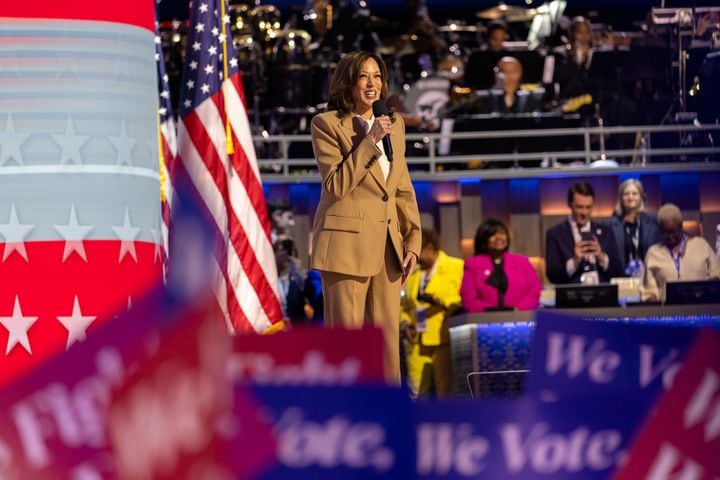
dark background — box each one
[156,0,699,27]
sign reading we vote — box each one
[415,394,647,480]
[527,311,703,404]
[238,385,416,480]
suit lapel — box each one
[338,115,388,194]
[337,115,357,153]
[564,221,575,250]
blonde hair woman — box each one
[607,179,660,277]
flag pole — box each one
[157,120,168,203]
[219,0,235,155]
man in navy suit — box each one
[545,181,623,284]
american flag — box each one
[173,0,282,333]
[155,20,177,256]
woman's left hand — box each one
[401,252,417,286]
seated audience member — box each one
[460,219,541,312]
[268,200,296,244]
[482,20,509,52]
[545,181,624,284]
[607,179,660,277]
[400,228,463,398]
[303,269,324,325]
[641,204,720,302]
[274,236,309,325]
[476,56,542,115]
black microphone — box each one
[371,100,393,162]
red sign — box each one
[107,300,276,480]
[613,329,720,480]
[231,327,386,385]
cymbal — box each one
[437,24,479,33]
[476,3,536,22]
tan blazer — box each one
[310,111,422,276]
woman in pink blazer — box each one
[460,219,541,312]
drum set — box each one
[157,1,543,135]
[159,1,341,136]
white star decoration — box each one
[109,120,137,167]
[0,296,38,355]
[54,205,93,263]
[1,112,30,166]
[51,116,89,165]
[57,296,96,350]
[149,227,163,263]
[111,207,141,263]
[0,203,34,262]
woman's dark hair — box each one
[421,227,440,250]
[474,218,510,255]
[327,50,392,118]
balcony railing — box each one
[254,123,720,183]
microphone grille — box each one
[372,100,388,117]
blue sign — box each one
[527,310,703,403]
[415,394,647,479]
[245,385,416,479]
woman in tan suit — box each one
[310,51,422,383]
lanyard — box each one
[667,235,686,279]
[624,219,640,260]
[629,224,639,258]
[419,258,439,294]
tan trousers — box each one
[321,239,403,384]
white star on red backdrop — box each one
[56,296,96,350]
[0,296,38,355]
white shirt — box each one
[355,115,390,181]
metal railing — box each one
[254,123,720,182]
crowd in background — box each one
[270,178,720,396]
